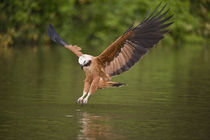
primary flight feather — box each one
[47,3,173,104]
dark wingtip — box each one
[47,24,67,46]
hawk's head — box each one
[78,54,92,69]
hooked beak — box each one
[80,64,84,69]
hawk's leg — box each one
[77,77,91,104]
[82,77,99,104]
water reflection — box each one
[77,111,124,140]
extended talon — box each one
[77,97,84,104]
[82,97,88,104]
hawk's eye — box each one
[84,60,86,64]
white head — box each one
[78,54,92,68]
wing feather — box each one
[97,3,173,77]
[47,24,83,57]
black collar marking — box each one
[81,60,91,69]
[83,60,91,67]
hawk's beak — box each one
[80,64,84,69]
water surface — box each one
[0,45,210,140]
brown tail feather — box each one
[112,82,126,87]
[109,82,126,87]
[98,81,126,89]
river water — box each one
[0,44,209,140]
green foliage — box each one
[0,0,209,48]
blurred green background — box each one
[1,1,210,139]
[0,0,209,48]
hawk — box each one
[47,3,173,104]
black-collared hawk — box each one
[47,3,173,104]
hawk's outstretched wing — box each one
[97,3,173,77]
[47,24,83,57]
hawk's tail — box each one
[47,24,67,46]
[98,81,126,89]
[109,82,126,87]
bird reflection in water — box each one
[77,111,124,140]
